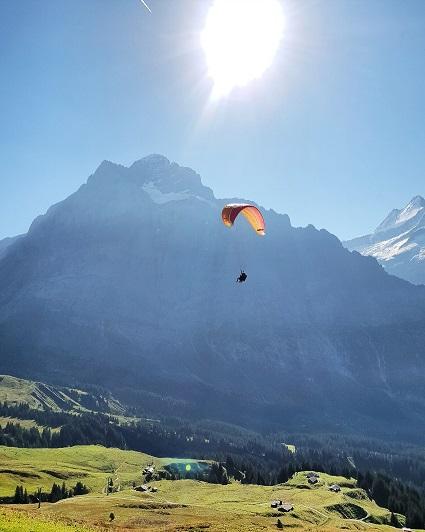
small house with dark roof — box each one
[329,484,341,492]
[134,484,150,492]
[278,503,294,512]
[308,476,318,485]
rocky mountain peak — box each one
[344,194,425,285]
[88,155,215,202]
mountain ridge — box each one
[344,195,425,285]
[1,156,425,439]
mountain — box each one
[0,234,23,261]
[1,155,425,440]
[344,196,425,285]
[0,374,124,414]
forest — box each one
[1,400,425,526]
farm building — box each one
[271,500,282,508]
[329,484,341,492]
[278,503,294,512]
[134,484,150,492]
[308,476,318,485]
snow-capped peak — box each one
[374,208,401,235]
[128,155,215,201]
[344,194,425,285]
[88,155,215,202]
[396,196,425,223]
[375,196,425,235]
[406,195,425,209]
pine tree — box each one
[74,481,89,495]
[50,482,62,503]
[371,477,389,507]
[14,485,22,504]
[390,512,399,528]
[277,466,289,484]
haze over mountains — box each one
[344,196,425,285]
[1,155,425,440]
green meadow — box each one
[0,445,414,531]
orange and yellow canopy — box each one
[221,204,265,236]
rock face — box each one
[1,155,425,438]
[0,235,23,261]
[344,196,425,285]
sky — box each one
[1,0,425,241]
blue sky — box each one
[1,0,425,240]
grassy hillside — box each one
[0,375,124,415]
[0,506,94,532]
[0,445,413,531]
[0,417,40,430]
[0,445,202,495]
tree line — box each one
[358,471,425,529]
[0,481,89,504]
[158,454,425,528]
[1,402,425,526]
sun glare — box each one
[201,0,284,98]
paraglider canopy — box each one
[221,204,265,235]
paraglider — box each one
[221,204,265,283]
[236,270,247,283]
[221,203,265,235]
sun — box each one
[201,0,284,98]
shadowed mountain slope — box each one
[1,155,425,439]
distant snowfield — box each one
[362,233,416,262]
[142,182,214,207]
[344,196,425,284]
[142,182,193,204]
[397,204,423,225]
